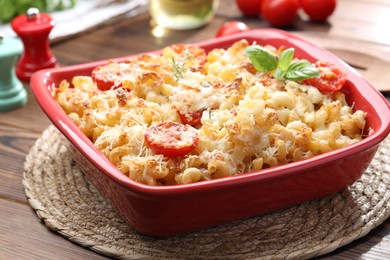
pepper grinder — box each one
[11,7,57,82]
[0,33,27,111]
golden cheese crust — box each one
[54,40,366,186]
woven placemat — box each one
[23,125,390,259]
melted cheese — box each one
[54,40,366,186]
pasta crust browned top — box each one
[54,40,366,186]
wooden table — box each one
[1,0,389,258]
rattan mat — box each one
[23,125,390,259]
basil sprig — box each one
[244,45,319,81]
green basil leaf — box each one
[278,48,294,71]
[244,45,278,72]
[285,60,320,81]
[274,67,286,81]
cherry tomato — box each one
[301,0,336,22]
[261,0,300,27]
[144,121,199,157]
[236,0,264,17]
[303,61,347,92]
[178,110,204,126]
[91,62,125,91]
[215,21,250,37]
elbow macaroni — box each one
[54,40,366,186]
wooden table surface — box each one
[1,0,389,259]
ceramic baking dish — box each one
[31,29,390,236]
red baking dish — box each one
[31,29,390,236]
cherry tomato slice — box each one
[215,21,250,38]
[178,110,204,126]
[144,121,199,157]
[304,61,347,92]
[91,62,124,91]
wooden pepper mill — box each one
[11,7,57,82]
[0,33,27,111]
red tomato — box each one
[261,0,300,27]
[178,110,204,126]
[215,21,250,37]
[236,0,264,17]
[144,121,199,157]
[301,0,336,21]
[304,61,347,92]
[91,62,124,91]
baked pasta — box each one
[54,40,366,186]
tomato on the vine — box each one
[144,121,199,157]
[303,61,347,92]
[301,0,336,22]
[236,0,264,17]
[261,0,300,27]
[215,21,250,37]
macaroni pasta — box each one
[54,40,366,186]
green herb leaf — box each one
[244,45,320,82]
[244,46,278,72]
[278,48,294,71]
[274,67,286,81]
[172,57,185,82]
[285,60,320,81]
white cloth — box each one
[0,0,148,42]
